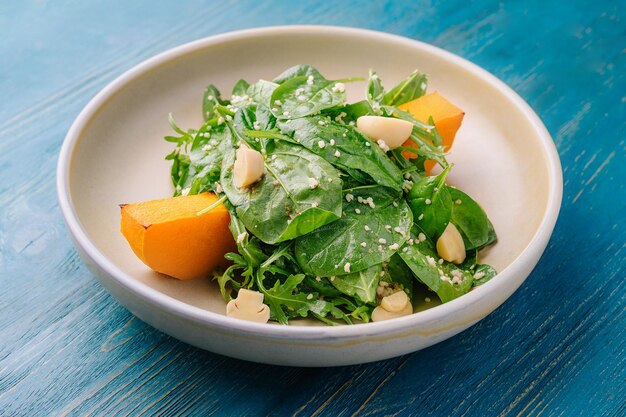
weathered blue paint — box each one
[0,1,624,416]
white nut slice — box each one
[226,289,270,323]
[436,222,466,264]
[371,301,413,322]
[233,144,264,188]
[380,290,409,313]
[356,115,413,150]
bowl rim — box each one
[57,25,562,340]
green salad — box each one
[164,65,497,325]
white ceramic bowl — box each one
[57,26,562,366]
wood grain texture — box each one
[0,0,624,416]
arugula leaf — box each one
[406,166,452,240]
[330,264,381,305]
[448,187,497,251]
[278,116,403,192]
[398,227,473,303]
[202,85,228,121]
[256,272,350,325]
[221,140,343,244]
[383,70,428,106]
[270,72,347,119]
[366,70,384,114]
[295,185,412,277]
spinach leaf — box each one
[273,64,323,84]
[221,140,343,244]
[406,166,452,240]
[382,254,414,301]
[448,187,497,251]
[278,116,403,192]
[301,276,344,298]
[295,185,412,277]
[231,79,250,97]
[246,80,278,107]
[330,264,381,305]
[398,227,473,303]
[472,263,498,286]
[459,251,498,287]
[324,100,373,123]
[270,72,346,119]
[202,85,228,121]
[383,70,428,106]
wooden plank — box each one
[0,0,624,416]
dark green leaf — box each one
[278,116,403,192]
[295,186,412,277]
[330,264,381,305]
[398,227,473,303]
[382,254,414,300]
[232,79,250,97]
[221,140,343,244]
[270,74,346,119]
[246,80,278,107]
[406,166,452,240]
[256,272,349,324]
[273,65,323,84]
[202,85,228,121]
[448,187,497,251]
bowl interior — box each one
[68,29,553,319]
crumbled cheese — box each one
[274,99,282,106]
[329,139,335,145]
[360,242,367,247]
[311,202,319,208]
[474,271,486,279]
[344,263,351,273]
[331,82,346,93]
[334,150,341,157]
[426,256,437,267]
[455,199,462,205]
[318,140,326,148]
[385,225,392,231]
[364,225,371,231]
[418,213,424,221]
[377,139,390,152]
[378,238,387,244]
[355,208,361,214]
[297,95,307,102]
[308,178,319,189]
[307,75,314,85]
[389,243,400,250]
[425,198,432,205]
[345,193,354,202]
[306,293,313,300]
[418,233,426,242]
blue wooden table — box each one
[1,1,624,416]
